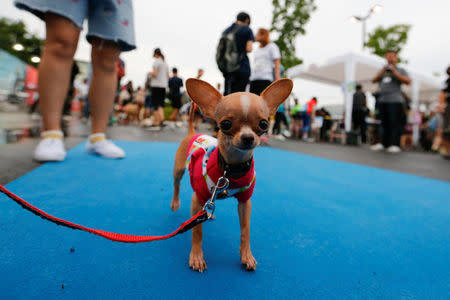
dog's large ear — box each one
[260,79,293,116]
[186,78,222,119]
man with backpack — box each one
[217,12,254,95]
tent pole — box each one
[344,59,356,133]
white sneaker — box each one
[386,145,401,153]
[86,136,125,159]
[33,131,66,162]
[370,143,384,151]
[274,134,286,141]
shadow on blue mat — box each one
[1,141,449,299]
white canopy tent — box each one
[287,51,441,144]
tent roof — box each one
[287,51,442,103]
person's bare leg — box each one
[39,13,80,131]
[157,107,164,125]
[84,38,125,159]
[89,38,120,134]
[152,107,160,125]
[432,128,442,151]
[169,108,178,121]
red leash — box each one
[0,185,208,243]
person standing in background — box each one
[219,12,254,95]
[301,97,318,141]
[249,28,281,95]
[352,84,368,144]
[168,68,183,121]
[371,50,411,153]
[290,98,302,139]
[76,78,90,120]
[272,101,288,139]
[143,74,152,119]
[14,0,135,161]
[150,48,169,127]
[196,68,204,80]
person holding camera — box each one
[371,50,411,153]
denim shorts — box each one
[15,0,136,51]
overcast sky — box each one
[2,0,449,105]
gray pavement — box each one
[1,113,449,185]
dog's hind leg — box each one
[170,136,191,211]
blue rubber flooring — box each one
[1,141,449,299]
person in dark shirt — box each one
[352,84,368,144]
[221,12,254,95]
[371,50,411,153]
[168,68,184,121]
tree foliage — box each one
[365,24,411,62]
[271,0,316,70]
[0,17,43,66]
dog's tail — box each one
[188,101,197,135]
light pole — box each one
[349,4,383,51]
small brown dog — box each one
[170,78,293,272]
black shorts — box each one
[250,80,272,96]
[151,87,166,109]
[170,94,182,109]
[292,114,302,120]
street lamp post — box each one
[349,4,383,51]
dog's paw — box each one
[170,197,180,212]
[189,249,207,273]
[240,248,257,271]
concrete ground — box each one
[1,112,449,185]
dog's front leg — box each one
[238,199,257,270]
[189,193,207,272]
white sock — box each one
[89,133,106,144]
[41,130,63,139]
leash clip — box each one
[203,171,229,219]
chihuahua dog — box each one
[170,78,293,272]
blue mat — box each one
[1,141,449,299]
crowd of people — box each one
[68,12,450,160]
[12,0,450,162]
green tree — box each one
[271,0,316,70]
[365,24,411,61]
[0,17,43,66]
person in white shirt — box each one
[150,48,169,126]
[76,78,90,119]
[249,28,281,95]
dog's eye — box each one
[259,120,269,131]
[220,120,232,131]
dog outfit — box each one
[186,134,256,206]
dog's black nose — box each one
[241,134,255,146]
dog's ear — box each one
[260,79,293,116]
[186,78,222,118]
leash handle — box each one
[0,185,208,243]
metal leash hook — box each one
[202,171,229,219]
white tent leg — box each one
[411,79,420,146]
[344,59,356,133]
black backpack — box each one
[216,24,242,74]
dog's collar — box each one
[217,150,253,178]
